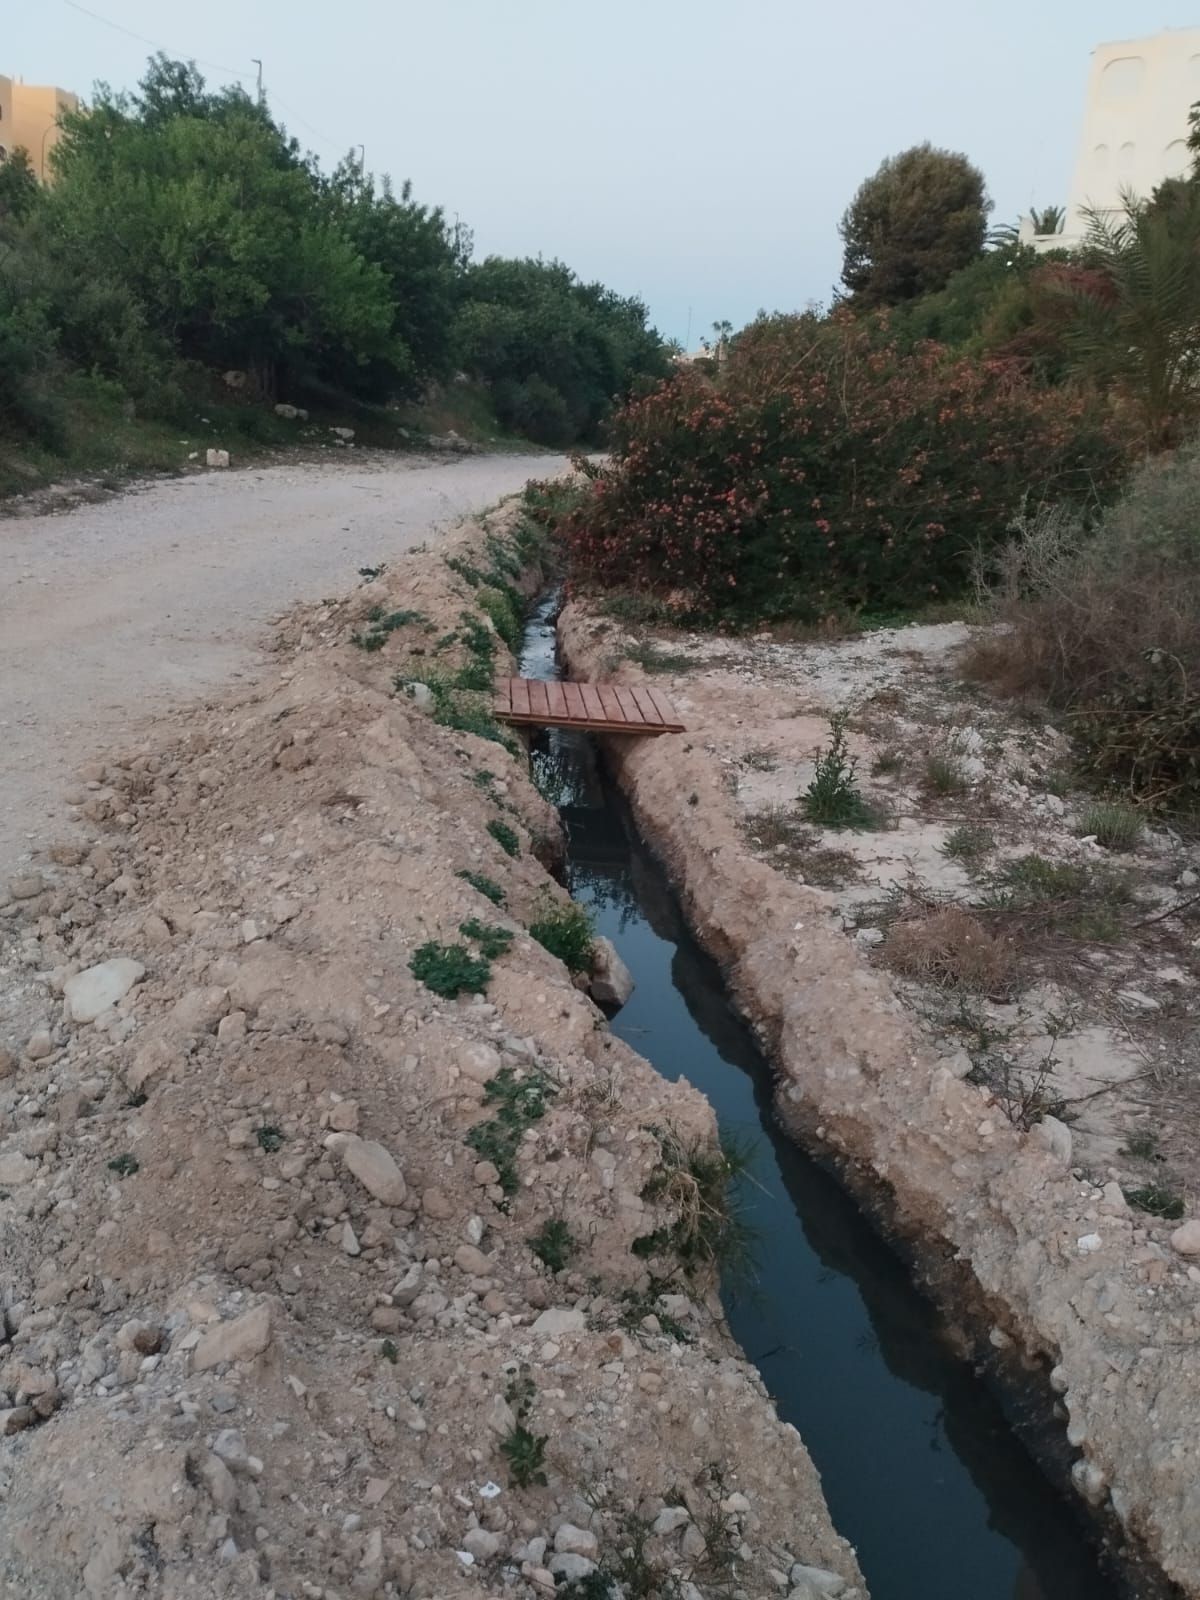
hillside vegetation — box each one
[0,55,670,494]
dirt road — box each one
[0,452,558,875]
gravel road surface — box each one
[0,452,558,875]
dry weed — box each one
[885,905,1017,997]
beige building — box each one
[0,75,80,179]
[1022,28,1200,251]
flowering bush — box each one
[566,314,1126,623]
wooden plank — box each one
[596,684,626,725]
[579,683,607,723]
[544,681,568,722]
[630,686,665,727]
[525,679,547,721]
[511,678,532,719]
[612,686,644,725]
[562,681,588,723]
[646,687,684,730]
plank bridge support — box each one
[494,677,684,736]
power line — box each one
[60,0,349,152]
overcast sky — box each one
[10,1,1200,345]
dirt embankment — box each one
[0,505,863,1600]
[560,602,1200,1599]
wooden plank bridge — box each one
[494,677,685,736]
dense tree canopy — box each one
[839,144,991,308]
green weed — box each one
[635,1128,757,1286]
[457,869,506,906]
[1123,1184,1184,1220]
[1079,800,1143,852]
[529,1218,577,1272]
[466,1067,556,1195]
[107,1153,139,1177]
[487,819,521,858]
[256,1126,284,1153]
[803,714,881,829]
[941,824,995,863]
[459,917,515,959]
[528,895,594,972]
[500,1362,548,1487]
[922,749,970,796]
[351,607,427,651]
[409,940,492,998]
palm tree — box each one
[1030,203,1065,235]
[1058,189,1200,450]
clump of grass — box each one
[459,917,514,960]
[528,895,594,972]
[624,640,695,674]
[870,746,905,777]
[921,748,970,796]
[466,1067,556,1195]
[1121,1128,1161,1161]
[528,1218,577,1271]
[886,906,1017,997]
[742,747,778,772]
[635,1128,757,1287]
[445,554,483,587]
[1123,1183,1184,1220]
[803,713,881,829]
[487,819,521,858]
[351,607,427,652]
[409,940,491,998]
[478,585,522,653]
[457,869,506,906]
[256,1125,284,1153]
[1078,800,1143,852]
[500,1363,548,1488]
[107,1153,139,1178]
[941,823,995,863]
[985,852,1132,941]
[741,807,862,885]
[380,1338,398,1363]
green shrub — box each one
[466,1067,555,1194]
[409,940,491,997]
[487,819,521,858]
[528,896,594,971]
[528,1218,577,1271]
[567,312,1124,624]
[457,869,506,905]
[478,585,522,653]
[969,448,1200,807]
[1078,800,1143,851]
[803,715,880,828]
[459,917,514,959]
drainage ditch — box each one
[519,592,1127,1600]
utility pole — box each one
[251,59,263,103]
[355,144,365,173]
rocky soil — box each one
[560,604,1200,1598]
[0,504,863,1600]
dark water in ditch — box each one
[519,596,1125,1600]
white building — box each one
[1021,28,1200,251]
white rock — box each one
[192,1302,274,1371]
[554,1525,598,1559]
[652,1507,690,1536]
[530,1307,586,1337]
[206,448,230,467]
[589,937,634,1009]
[1031,1115,1072,1166]
[789,1566,846,1597]
[64,959,145,1023]
[341,1223,361,1257]
[341,1136,406,1207]
[549,1554,596,1581]
[853,927,884,946]
[0,1152,36,1185]
[1169,1220,1200,1256]
[1077,1233,1103,1255]
[398,681,434,712]
[457,1042,501,1084]
[462,1527,502,1561]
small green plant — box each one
[478,585,522,652]
[487,819,521,858]
[445,554,482,587]
[1123,1184,1184,1220]
[1079,800,1143,852]
[618,1282,692,1343]
[459,917,515,959]
[941,823,995,863]
[870,746,905,776]
[803,714,879,829]
[381,1338,398,1363]
[473,769,497,789]
[741,747,778,772]
[457,869,506,906]
[466,1067,556,1195]
[358,563,387,580]
[624,640,694,674]
[351,607,428,651]
[528,895,595,972]
[922,749,970,796]
[529,1218,577,1272]
[410,940,492,998]
[256,1126,284,1153]
[107,1153,139,1177]
[1121,1129,1161,1161]
[500,1362,548,1487]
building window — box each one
[1101,56,1145,97]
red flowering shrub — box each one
[566,314,1126,622]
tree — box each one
[839,144,991,308]
[1058,191,1200,450]
[0,147,39,223]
